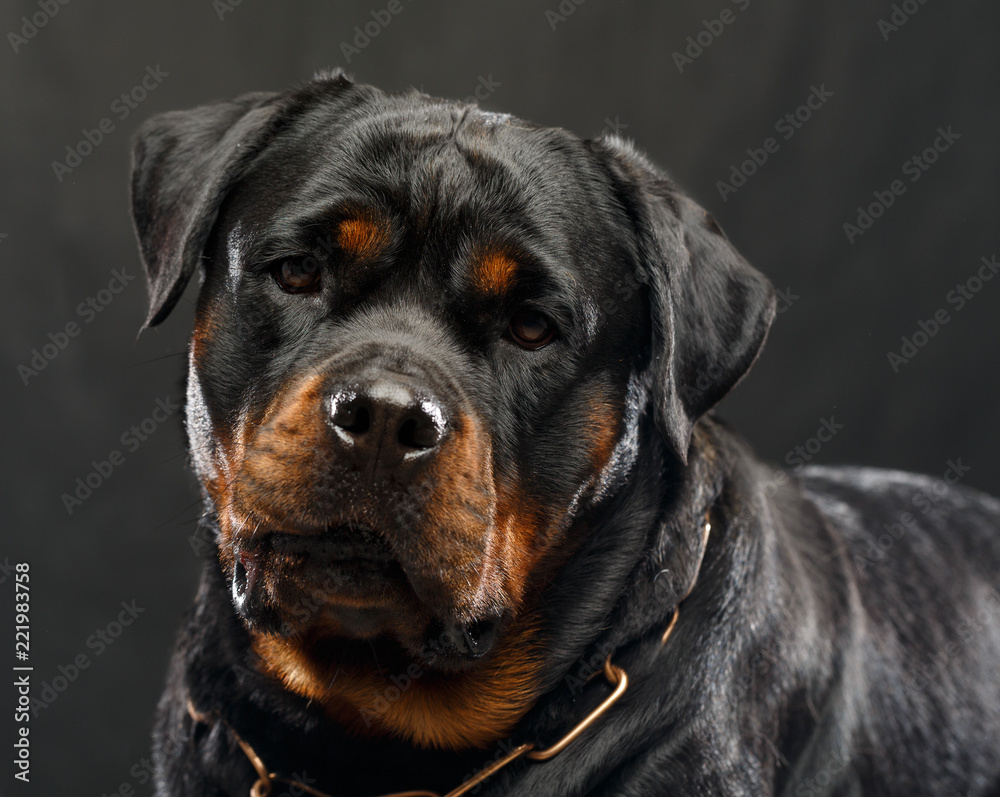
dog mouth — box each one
[228,523,502,661]
[231,524,402,618]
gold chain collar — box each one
[187,517,711,797]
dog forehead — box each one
[215,87,638,306]
[240,91,599,231]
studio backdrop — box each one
[1,1,998,794]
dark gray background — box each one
[2,1,998,794]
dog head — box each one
[131,72,774,747]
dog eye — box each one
[273,258,321,293]
[507,310,556,350]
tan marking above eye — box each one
[471,249,518,295]
[337,216,388,259]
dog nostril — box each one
[398,416,441,450]
[332,395,371,435]
[341,404,371,434]
[397,398,446,451]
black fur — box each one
[130,73,1000,796]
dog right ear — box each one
[129,91,283,326]
[590,136,776,464]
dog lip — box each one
[236,550,260,594]
[232,525,408,626]
[231,548,280,629]
[255,523,397,567]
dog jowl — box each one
[131,72,1000,797]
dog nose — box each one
[328,377,447,476]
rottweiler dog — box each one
[130,71,1000,796]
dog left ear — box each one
[130,91,283,326]
[592,137,776,463]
